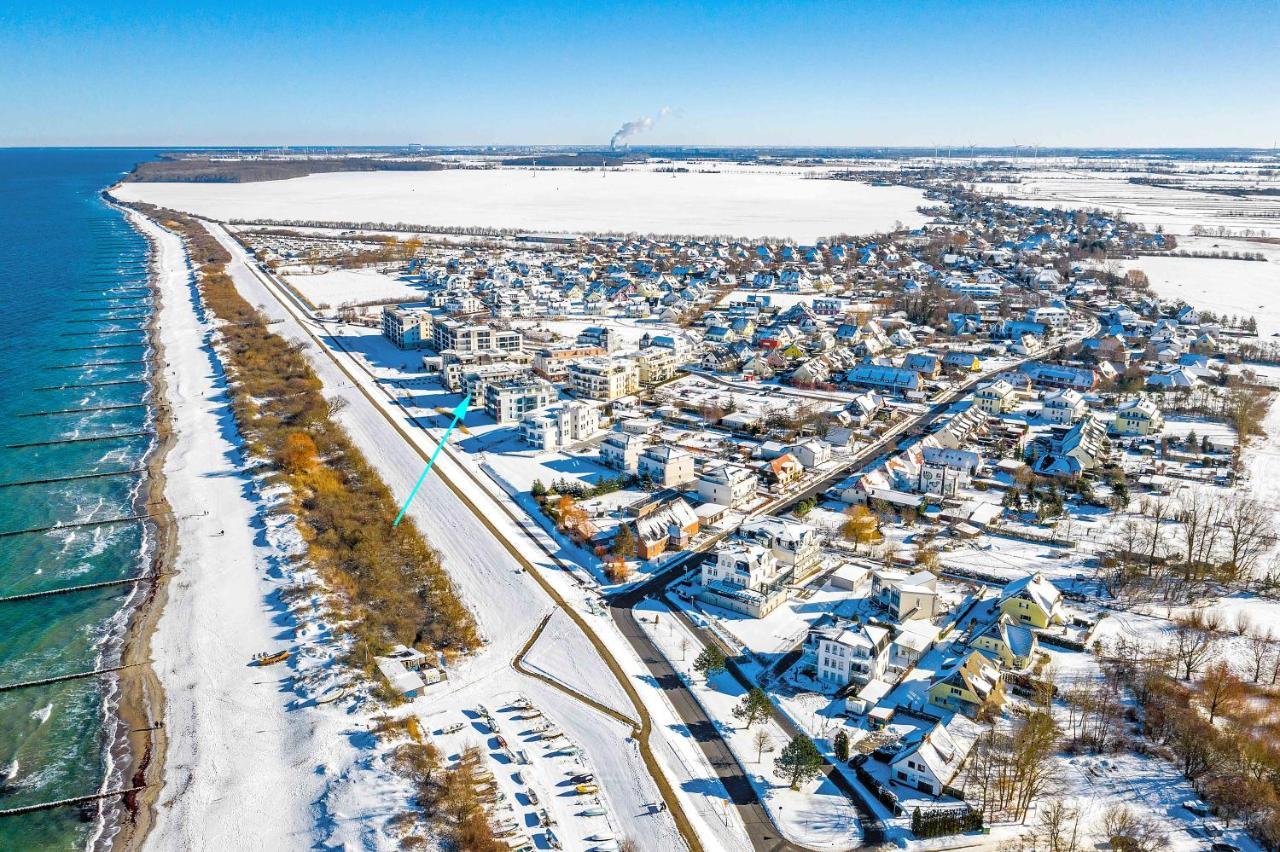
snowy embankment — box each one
[127,212,357,850]
[112,166,929,243]
[192,220,692,850]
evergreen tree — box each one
[833,730,850,763]
[775,735,824,790]
[693,645,726,681]
[613,524,637,561]
[731,687,772,729]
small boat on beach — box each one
[253,650,291,666]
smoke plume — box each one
[609,106,672,149]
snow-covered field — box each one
[283,267,428,307]
[979,164,1280,237]
[112,165,930,242]
[1116,236,1280,335]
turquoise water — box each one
[0,149,160,850]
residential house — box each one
[998,572,1065,628]
[697,462,759,509]
[699,542,787,617]
[813,621,893,688]
[927,651,1005,718]
[1041,388,1086,425]
[974,379,1018,415]
[1113,398,1164,436]
[633,497,699,559]
[871,569,939,621]
[637,445,695,488]
[888,718,971,796]
[600,432,648,474]
[739,516,823,578]
[970,614,1039,669]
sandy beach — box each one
[103,204,175,852]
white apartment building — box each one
[814,622,893,688]
[600,432,648,474]
[637,445,695,488]
[1041,388,1086,424]
[738,516,822,578]
[520,400,602,451]
[697,462,759,509]
[381,305,434,350]
[569,357,640,402]
[432,318,523,354]
[632,348,680,386]
[484,377,555,424]
[699,542,786,618]
[871,569,940,621]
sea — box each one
[0,149,162,851]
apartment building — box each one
[569,357,640,402]
[484,377,555,424]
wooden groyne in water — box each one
[0,574,161,604]
[0,468,144,488]
[44,359,148,370]
[0,786,149,819]
[53,343,148,353]
[19,402,149,417]
[0,664,137,694]
[58,329,146,338]
[0,512,159,539]
[34,378,148,391]
[4,429,153,449]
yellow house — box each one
[927,651,1005,717]
[970,614,1039,669]
[1114,398,1164,436]
[974,379,1017,415]
[997,573,1064,629]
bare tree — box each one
[1170,612,1217,681]
[1246,628,1276,682]
[1038,798,1082,852]
[753,729,773,763]
[1220,493,1275,583]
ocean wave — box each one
[30,703,53,724]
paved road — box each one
[611,593,805,852]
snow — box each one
[112,165,930,242]
[126,211,337,850]
[180,217,701,851]
[282,267,428,307]
[1116,250,1280,335]
[520,609,635,721]
[635,599,864,850]
[978,164,1280,237]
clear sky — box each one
[2,0,1278,148]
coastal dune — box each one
[123,211,326,849]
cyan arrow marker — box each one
[393,394,470,527]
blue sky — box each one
[2,0,1277,147]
